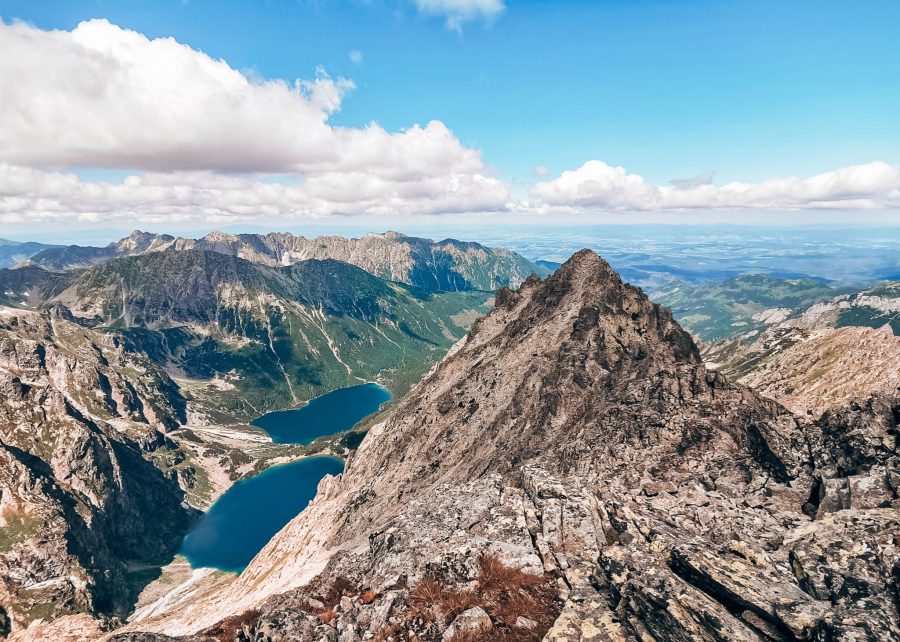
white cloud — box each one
[0,19,509,220]
[534,165,550,178]
[349,50,363,65]
[0,164,509,224]
[0,20,495,182]
[412,0,505,30]
[531,160,900,211]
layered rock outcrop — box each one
[124,250,900,641]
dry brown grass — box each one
[201,608,260,642]
[360,588,378,604]
[404,555,560,641]
[476,555,545,594]
[410,576,445,604]
[319,606,337,625]
[441,587,480,619]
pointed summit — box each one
[141,248,807,633]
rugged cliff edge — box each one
[122,249,899,641]
[0,306,193,633]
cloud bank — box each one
[530,160,900,211]
[0,19,896,227]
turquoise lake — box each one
[250,382,392,444]
[180,456,344,572]
[180,383,391,571]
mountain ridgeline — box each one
[122,249,898,642]
[25,230,548,292]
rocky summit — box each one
[118,249,898,642]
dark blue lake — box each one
[180,456,344,572]
[250,382,392,444]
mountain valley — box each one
[0,238,896,642]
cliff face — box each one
[125,250,898,641]
[0,306,193,632]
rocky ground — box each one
[113,250,898,641]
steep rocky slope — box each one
[0,306,193,632]
[123,250,899,641]
[28,231,546,292]
[704,324,900,415]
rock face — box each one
[28,230,546,293]
[124,250,899,641]
[704,319,900,418]
[0,306,193,632]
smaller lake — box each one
[250,382,392,444]
[180,456,344,572]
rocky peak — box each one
[118,250,898,642]
[128,249,822,637]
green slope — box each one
[51,250,492,418]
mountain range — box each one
[0,240,896,641]
[1,249,495,418]
[0,240,57,271]
[21,230,547,293]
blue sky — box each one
[0,0,898,230]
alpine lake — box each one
[179,382,392,571]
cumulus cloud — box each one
[0,20,495,180]
[0,19,510,220]
[531,160,900,211]
[534,165,550,178]
[412,0,505,30]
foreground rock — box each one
[119,250,899,641]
